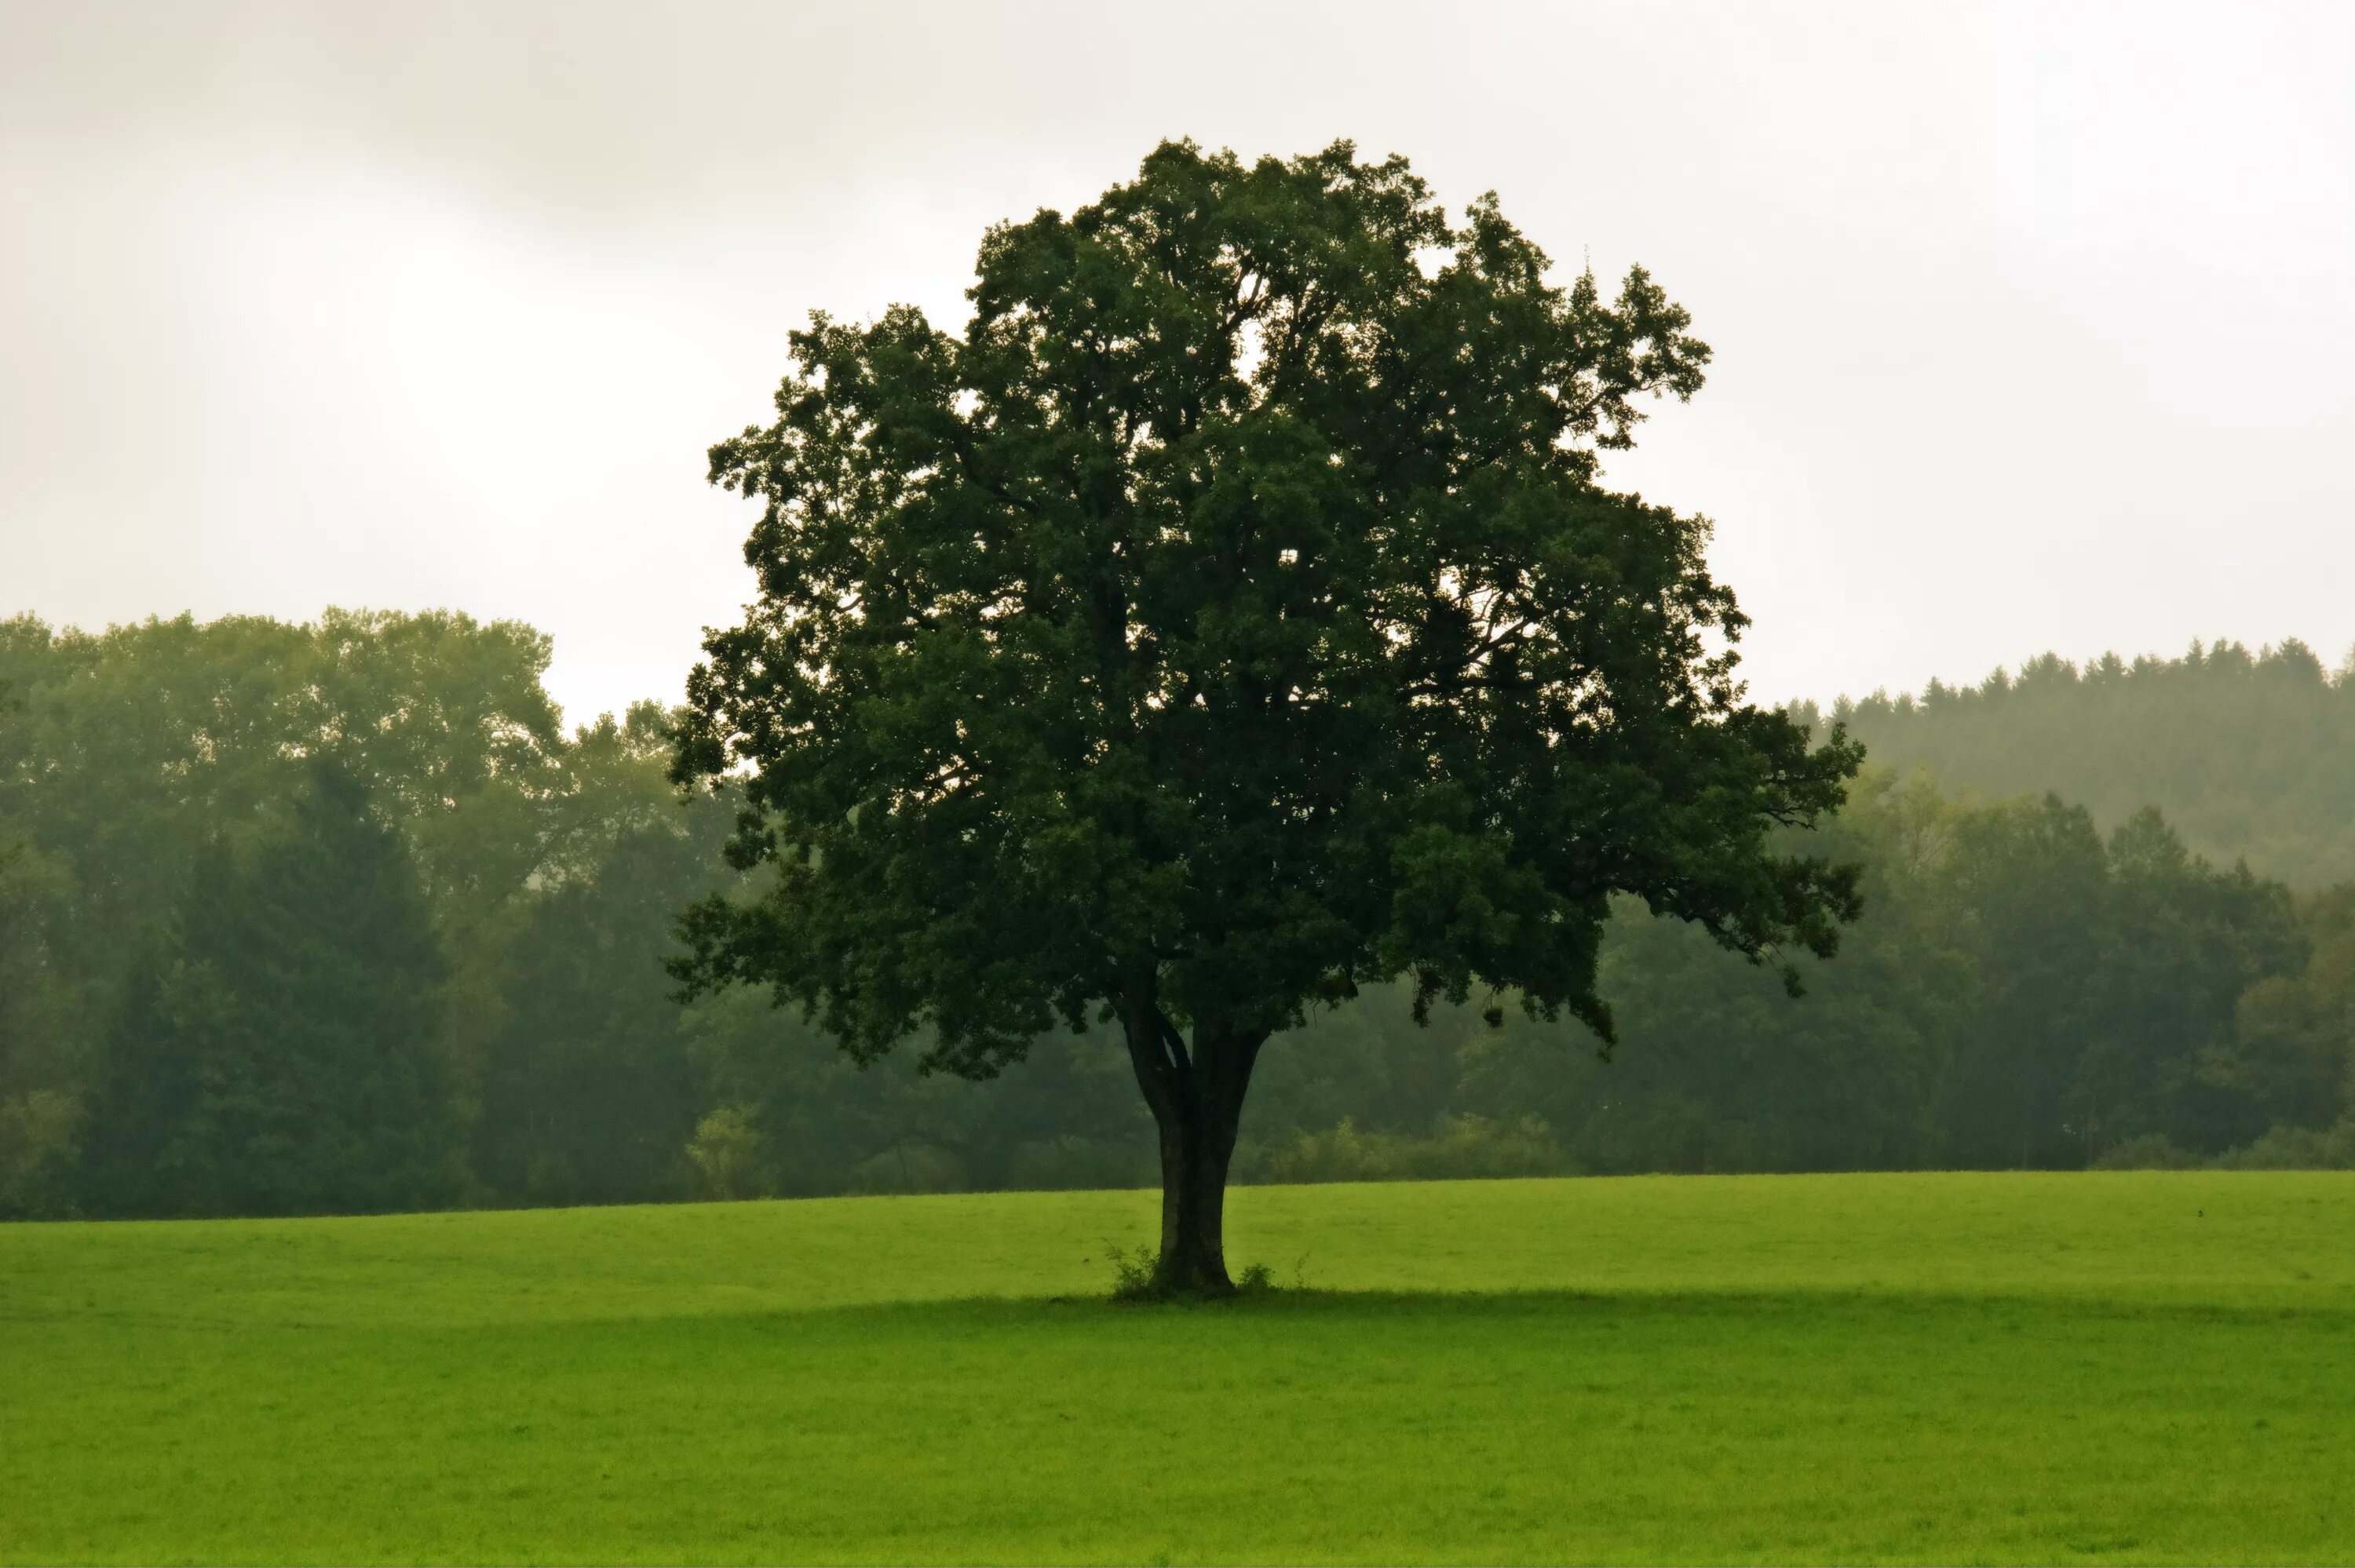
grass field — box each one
[4,1172,2351,1564]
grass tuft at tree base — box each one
[1099,1239,1289,1302]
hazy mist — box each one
[5,0,2350,724]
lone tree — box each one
[672,141,1863,1293]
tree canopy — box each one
[671,140,1864,1290]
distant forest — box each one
[3,614,2350,1219]
[1812,638,2355,888]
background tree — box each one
[0,610,564,1030]
[470,706,725,1206]
[2076,808,2301,1155]
[670,140,1864,1292]
[0,672,91,1216]
[2205,885,2355,1132]
[81,768,460,1217]
[0,838,86,1217]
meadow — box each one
[4,1171,2350,1564]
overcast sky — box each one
[4,2,2350,725]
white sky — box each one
[4,1,2350,725]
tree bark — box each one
[1120,995,1265,1296]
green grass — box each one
[4,1172,2351,1563]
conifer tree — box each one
[86,768,459,1216]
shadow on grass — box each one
[752,1279,2350,1333]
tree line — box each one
[1815,638,2355,888]
[2,611,2349,1219]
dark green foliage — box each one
[469,708,727,1207]
[0,611,571,1218]
[0,609,568,1161]
[0,670,88,1215]
[2,597,2349,1220]
[2203,885,2355,1132]
[670,140,1861,1287]
[1933,793,2115,1167]
[1824,639,2355,886]
[81,769,460,1217]
[0,608,565,957]
[685,990,1153,1198]
[2073,808,2302,1154]
[1447,773,2318,1172]
[676,138,1857,1058]
[0,845,86,1218]
[470,830,706,1205]
[1240,1113,1576,1183]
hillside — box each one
[1809,639,2355,888]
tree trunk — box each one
[1121,997,1265,1296]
